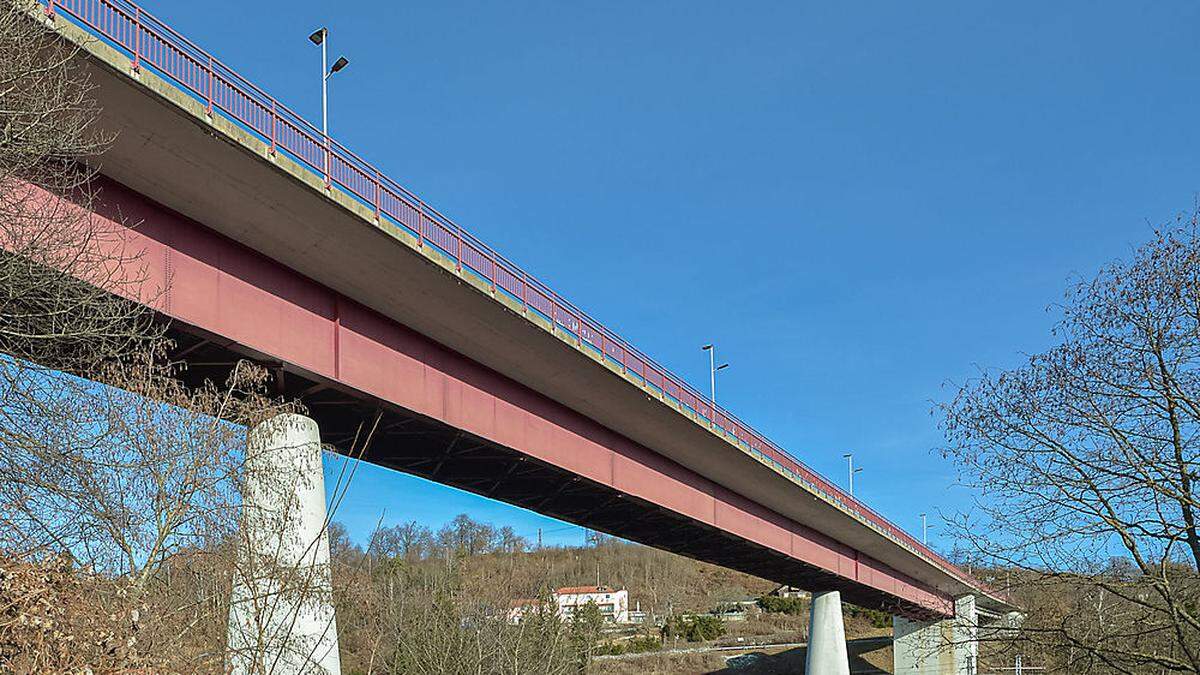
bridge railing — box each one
[42,0,999,599]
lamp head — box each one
[331,56,350,74]
[702,344,713,351]
[308,27,327,45]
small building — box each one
[555,585,630,624]
[769,584,810,599]
[711,599,760,622]
[507,598,553,625]
[626,600,648,625]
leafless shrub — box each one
[0,554,149,673]
[0,355,307,670]
[370,560,577,675]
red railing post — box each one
[45,0,54,18]
[455,228,462,272]
[270,99,278,155]
[206,56,214,115]
[323,135,331,188]
[132,6,142,72]
[373,170,381,220]
[417,201,425,247]
[521,273,528,315]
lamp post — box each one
[701,344,729,407]
[308,27,350,136]
[309,27,349,186]
[842,453,862,497]
[920,512,933,545]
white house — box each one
[508,585,632,624]
[555,585,629,624]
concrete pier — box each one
[893,595,977,674]
[227,413,341,674]
[806,590,850,675]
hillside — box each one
[330,515,897,673]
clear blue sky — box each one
[149,2,1200,550]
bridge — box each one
[25,0,1016,671]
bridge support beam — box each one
[227,413,341,674]
[806,590,850,675]
[893,595,977,674]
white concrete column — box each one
[894,595,977,675]
[227,413,341,674]
[806,590,850,675]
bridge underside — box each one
[169,327,938,620]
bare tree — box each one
[0,0,157,372]
[940,222,1200,672]
[370,521,436,563]
[0,356,291,574]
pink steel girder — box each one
[37,0,993,600]
[38,175,954,618]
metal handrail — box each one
[41,0,1000,599]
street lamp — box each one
[920,512,934,545]
[843,453,862,497]
[701,344,729,406]
[308,27,350,137]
